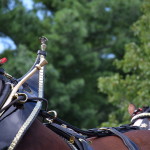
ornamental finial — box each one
[39,36,48,51]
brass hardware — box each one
[47,110,57,118]
[69,136,75,144]
[35,64,41,70]
[4,72,13,79]
[46,110,57,123]
[39,36,48,51]
[99,127,110,131]
[14,93,19,99]
[88,140,92,144]
[10,83,14,90]
[17,93,28,104]
[36,60,48,70]
[61,124,67,128]
[39,59,48,68]
[46,118,53,123]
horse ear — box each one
[128,104,136,116]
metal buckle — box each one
[46,110,57,123]
[15,93,28,104]
[99,127,110,131]
[70,136,75,144]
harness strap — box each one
[40,111,140,150]
[40,110,96,137]
[100,127,139,150]
[0,97,48,114]
[0,83,11,109]
[45,123,93,150]
[37,50,47,57]
[40,111,139,137]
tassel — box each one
[0,57,7,65]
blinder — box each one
[0,69,12,110]
[0,68,6,96]
[0,79,4,95]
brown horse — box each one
[15,104,150,150]
[1,67,150,150]
[16,119,71,150]
[1,40,150,150]
[90,104,150,150]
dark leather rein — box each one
[0,96,48,114]
[39,110,139,150]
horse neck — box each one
[16,119,70,150]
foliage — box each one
[0,0,141,128]
[98,0,150,126]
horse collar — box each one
[131,112,150,123]
[0,101,42,150]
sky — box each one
[0,37,16,53]
[22,0,33,10]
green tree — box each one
[0,0,141,128]
[98,0,150,127]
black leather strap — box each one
[40,111,140,150]
[105,127,139,150]
[45,123,93,150]
[0,83,11,109]
[40,111,139,138]
[0,68,5,75]
[0,80,3,95]
[37,50,47,56]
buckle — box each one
[14,93,28,104]
[46,110,57,123]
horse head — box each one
[128,104,150,130]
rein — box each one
[40,110,139,150]
[0,97,48,114]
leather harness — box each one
[40,110,140,150]
[0,48,140,150]
[0,50,45,150]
